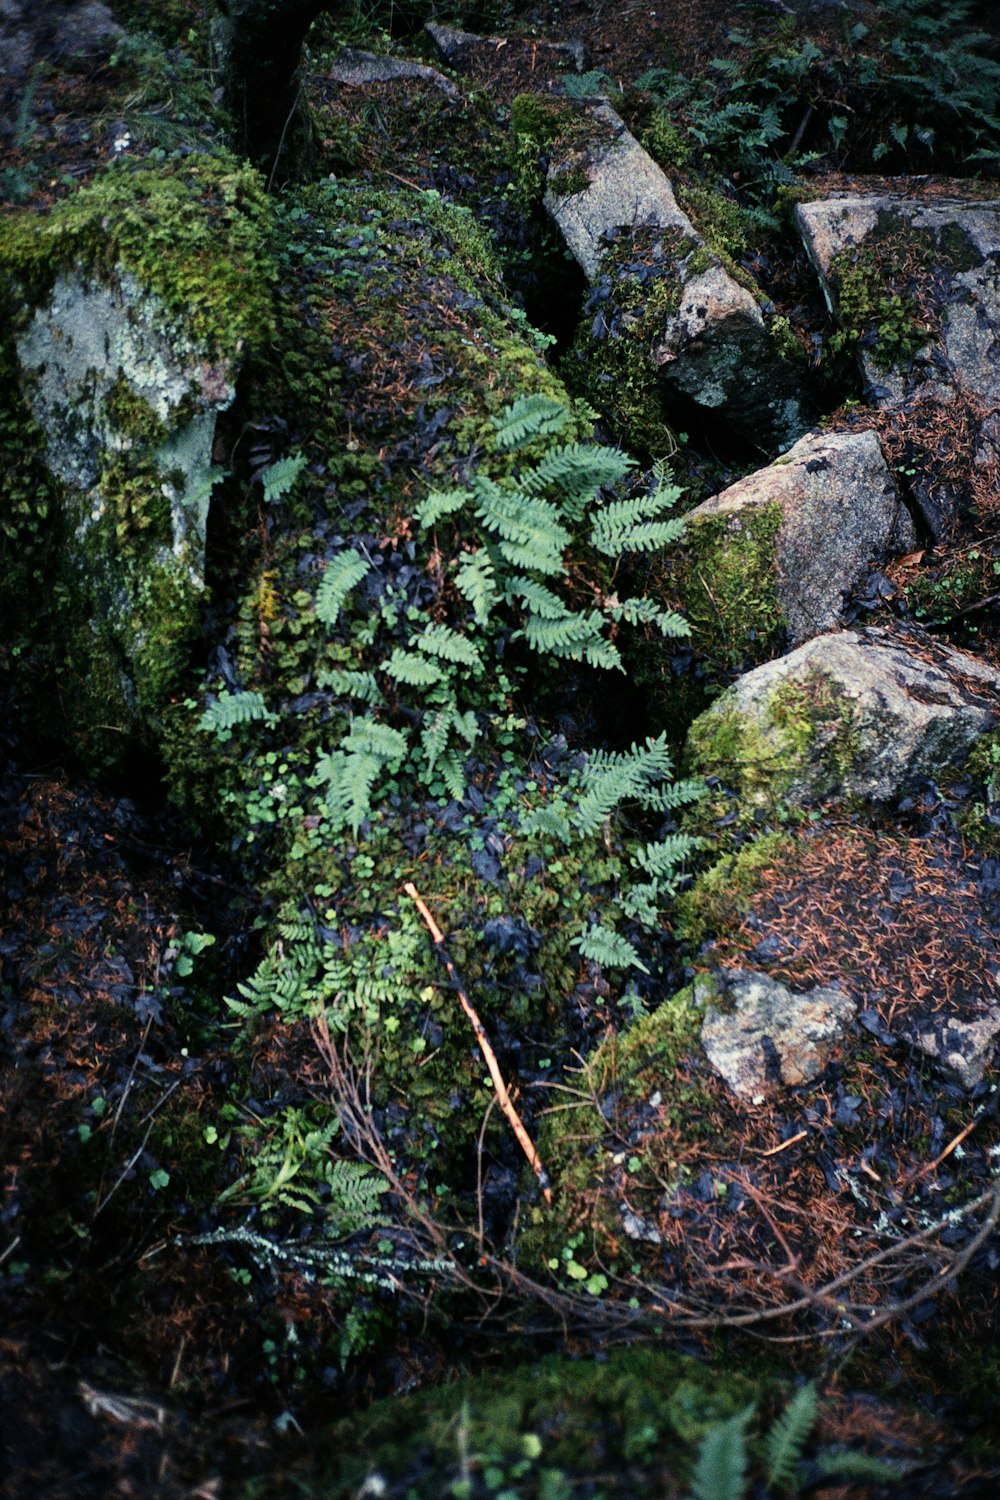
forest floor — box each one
[3,1,1000,1496]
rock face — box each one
[687,626,1000,810]
[327,48,460,97]
[683,429,916,649]
[903,1010,1000,1090]
[796,193,1000,532]
[17,268,237,581]
[425,21,586,75]
[542,103,807,446]
[700,970,856,1102]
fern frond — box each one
[314,748,383,835]
[437,747,468,800]
[454,550,499,625]
[605,595,691,639]
[520,611,623,670]
[316,666,383,705]
[341,716,408,763]
[689,1410,753,1500]
[504,574,572,619]
[590,496,686,556]
[576,922,649,973]
[199,689,271,737]
[493,394,572,451]
[638,775,705,812]
[420,709,452,773]
[260,450,308,503]
[517,441,633,519]
[412,622,483,668]
[324,1160,388,1232]
[619,879,662,925]
[522,805,573,843]
[573,736,675,833]
[765,1383,818,1493]
[474,478,571,577]
[813,1449,902,1484]
[382,648,445,687]
[416,488,469,528]
[315,551,372,626]
[632,834,701,879]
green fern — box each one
[475,479,571,577]
[416,487,469,528]
[633,833,702,879]
[764,1384,818,1493]
[605,595,692,638]
[316,666,383,704]
[493,392,572,451]
[326,1159,389,1233]
[382,648,445,687]
[688,1410,753,1500]
[454,550,499,624]
[814,1449,902,1484]
[576,922,648,973]
[199,689,272,738]
[412,622,483,668]
[260,450,308,503]
[520,610,623,670]
[315,550,372,627]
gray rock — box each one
[903,1009,1000,1090]
[796,193,1000,532]
[546,104,807,446]
[687,626,1000,810]
[686,429,916,646]
[327,48,460,98]
[425,21,586,73]
[619,1206,662,1244]
[17,267,238,580]
[52,2,121,59]
[701,970,857,1102]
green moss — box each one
[827,208,983,371]
[686,667,862,822]
[675,830,794,946]
[678,501,785,672]
[257,1345,769,1499]
[0,155,275,363]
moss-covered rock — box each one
[1,155,274,765]
[686,625,1000,820]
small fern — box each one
[199,689,272,738]
[315,550,372,627]
[493,392,572,451]
[576,922,648,974]
[764,1383,818,1493]
[688,1409,753,1500]
[260,450,308,503]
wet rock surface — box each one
[700,970,857,1101]
[685,428,916,646]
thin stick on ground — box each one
[403,881,554,1206]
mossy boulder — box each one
[678,430,915,662]
[0,156,274,764]
[532,100,808,448]
[686,625,1000,818]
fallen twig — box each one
[403,881,553,1206]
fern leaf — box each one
[454,550,499,625]
[382,648,445,687]
[813,1449,902,1484]
[325,1159,388,1232]
[341,716,408,764]
[522,805,573,843]
[632,834,701,879]
[416,488,469,528]
[315,551,372,626]
[765,1383,818,1493]
[260,450,308,503]
[474,478,571,577]
[689,1410,753,1500]
[591,502,686,557]
[437,747,468,800]
[619,879,662,925]
[605,595,691,639]
[576,922,649,974]
[315,749,382,835]
[503,574,571,620]
[412,622,483,668]
[420,709,452,773]
[517,441,632,519]
[493,394,572,451]
[199,690,271,737]
[316,666,383,705]
[520,611,623,671]
[638,775,705,812]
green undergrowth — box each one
[825,208,984,371]
[248,1345,775,1499]
[674,830,794,948]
